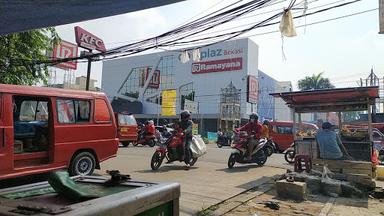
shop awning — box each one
[0,0,184,35]
[270,86,379,113]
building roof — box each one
[270,86,379,113]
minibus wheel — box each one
[69,151,96,176]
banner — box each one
[52,40,78,70]
[161,89,177,116]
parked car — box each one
[0,84,119,180]
[269,121,318,152]
[115,112,138,147]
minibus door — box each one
[0,94,13,174]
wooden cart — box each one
[272,86,379,186]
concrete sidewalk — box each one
[98,147,286,215]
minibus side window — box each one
[57,99,91,123]
[75,100,90,122]
[57,100,75,123]
[95,99,111,123]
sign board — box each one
[191,58,242,74]
[161,89,177,116]
[146,69,160,89]
[52,40,78,70]
[74,26,106,52]
[247,75,258,104]
[192,123,198,135]
[380,0,384,34]
[184,99,198,113]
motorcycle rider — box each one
[179,110,193,168]
[261,120,270,139]
[237,113,262,160]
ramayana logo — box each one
[191,58,242,74]
[200,48,243,60]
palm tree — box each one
[297,72,335,122]
[297,72,335,91]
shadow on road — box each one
[215,164,263,173]
[136,165,198,173]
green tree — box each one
[0,27,59,85]
[297,72,335,91]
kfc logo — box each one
[52,40,78,70]
[75,26,106,52]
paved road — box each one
[98,144,292,215]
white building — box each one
[102,38,291,134]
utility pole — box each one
[380,0,384,34]
[80,50,93,91]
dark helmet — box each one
[249,113,259,120]
[322,122,333,130]
[180,110,191,120]
[263,120,270,125]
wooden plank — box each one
[343,168,372,177]
[312,159,372,170]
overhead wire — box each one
[11,0,363,68]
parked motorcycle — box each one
[134,122,157,147]
[284,142,295,163]
[150,127,198,170]
[217,132,231,148]
[227,131,268,168]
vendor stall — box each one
[271,86,379,186]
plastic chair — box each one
[294,155,311,172]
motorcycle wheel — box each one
[285,150,295,164]
[256,150,267,166]
[189,157,198,166]
[133,142,139,147]
[148,140,155,147]
[121,141,130,147]
[217,142,222,148]
[265,145,274,157]
[228,153,238,168]
[150,152,163,170]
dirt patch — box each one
[202,178,384,216]
[225,189,324,216]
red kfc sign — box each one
[74,26,106,52]
[191,58,242,74]
[52,40,78,70]
[247,75,258,104]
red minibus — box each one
[0,84,119,180]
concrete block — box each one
[321,179,341,197]
[276,180,307,201]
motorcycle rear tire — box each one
[217,143,222,148]
[256,150,267,166]
[151,152,164,170]
[228,153,238,168]
[265,145,274,157]
[148,140,155,147]
[285,150,295,164]
[121,141,130,147]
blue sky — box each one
[55,0,381,90]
